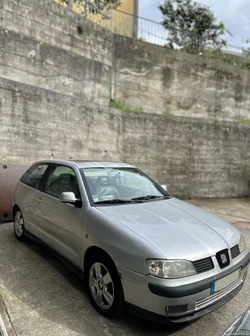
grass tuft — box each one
[239,119,250,124]
[110,100,144,113]
[164,111,174,116]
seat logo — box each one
[220,253,227,264]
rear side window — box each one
[20,164,49,190]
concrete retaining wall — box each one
[1,77,250,199]
[1,0,250,120]
[114,36,250,120]
[1,0,250,199]
[0,0,113,105]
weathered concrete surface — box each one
[115,36,250,120]
[0,77,123,164]
[1,0,113,67]
[0,199,250,336]
[1,77,250,198]
[0,0,113,105]
[1,0,250,120]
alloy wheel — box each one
[89,262,114,310]
[14,211,24,237]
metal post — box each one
[110,10,116,102]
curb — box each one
[0,293,16,336]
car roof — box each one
[35,160,135,169]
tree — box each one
[159,0,231,52]
[60,0,121,19]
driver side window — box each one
[45,166,80,199]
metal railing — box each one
[111,9,170,45]
[54,0,249,66]
[111,9,249,67]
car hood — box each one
[97,198,240,260]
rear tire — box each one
[86,253,124,318]
[14,210,26,241]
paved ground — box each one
[0,198,250,336]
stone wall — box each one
[1,78,250,198]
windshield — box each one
[81,167,171,205]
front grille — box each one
[231,244,240,259]
[193,257,214,274]
[195,276,244,311]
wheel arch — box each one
[84,246,117,272]
[13,204,21,217]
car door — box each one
[35,164,84,266]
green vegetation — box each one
[58,0,120,19]
[239,119,250,124]
[222,55,238,66]
[159,0,231,53]
[202,50,250,70]
[241,59,250,70]
[164,111,174,116]
[110,100,144,113]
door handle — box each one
[36,197,43,203]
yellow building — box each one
[112,0,139,37]
[55,0,139,38]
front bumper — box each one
[119,251,250,324]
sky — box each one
[139,0,250,47]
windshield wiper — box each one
[95,195,171,205]
[131,195,171,201]
[95,199,136,205]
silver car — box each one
[13,160,250,323]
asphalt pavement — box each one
[0,198,250,336]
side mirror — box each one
[161,184,167,191]
[59,192,77,204]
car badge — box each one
[221,253,227,264]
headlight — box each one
[239,235,246,254]
[146,259,197,279]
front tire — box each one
[86,253,124,318]
[14,210,26,241]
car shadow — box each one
[5,233,193,336]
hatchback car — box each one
[13,160,250,323]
